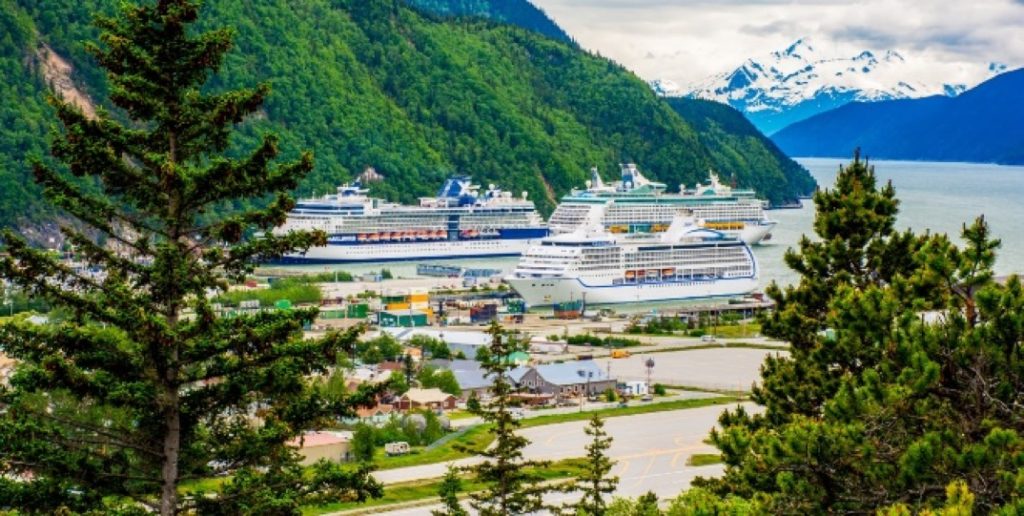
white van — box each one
[385,442,410,456]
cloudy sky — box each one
[531,0,1024,88]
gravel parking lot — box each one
[604,347,787,391]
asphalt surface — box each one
[367,402,757,515]
[606,347,787,392]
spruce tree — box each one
[570,414,618,516]
[0,1,380,513]
[432,465,468,516]
[754,150,927,423]
[461,321,551,515]
[688,154,1024,512]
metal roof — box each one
[533,360,610,386]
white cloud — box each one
[531,0,1024,87]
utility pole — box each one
[577,369,593,412]
[645,357,655,394]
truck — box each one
[384,442,410,456]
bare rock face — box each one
[36,44,96,119]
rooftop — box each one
[402,387,455,404]
[534,360,610,386]
[287,430,352,448]
[383,328,491,347]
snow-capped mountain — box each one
[673,38,1000,135]
[649,78,681,97]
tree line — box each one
[2,0,1020,513]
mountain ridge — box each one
[404,0,571,43]
[676,37,1001,134]
[771,68,1024,165]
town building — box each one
[515,360,615,400]
[395,388,457,412]
[620,380,649,397]
[384,328,491,359]
[341,404,395,426]
[432,359,491,400]
[288,431,353,466]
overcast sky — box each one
[531,0,1024,87]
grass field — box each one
[709,323,762,339]
[686,453,723,466]
[518,396,739,429]
[303,458,586,515]
[375,424,493,470]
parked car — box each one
[641,394,654,402]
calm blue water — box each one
[272,159,1024,294]
[756,159,1024,287]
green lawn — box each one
[686,453,723,466]
[708,323,762,339]
[303,458,586,515]
[518,396,739,429]
[375,424,493,470]
[183,397,739,506]
[445,409,476,421]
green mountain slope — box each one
[405,0,572,43]
[667,98,817,202]
[0,0,814,231]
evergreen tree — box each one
[690,154,1024,513]
[754,150,926,424]
[569,414,618,516]
[432,465,468,516]
[460,322,552,515]
[0,1,381,513]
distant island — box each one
[771,68,1024,165]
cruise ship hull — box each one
[507,276,759,306]
[278,238,542,264]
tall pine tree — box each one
[684,154,1024,512]
[571,414,618,516]
[0,1,380,513]
[460,322,553,515]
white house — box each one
[621,380,649,397]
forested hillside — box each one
[405,0,572,43]
[667,98,815,201]
[0,0,814,230]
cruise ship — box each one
[548,164,776,244]
[274,177,548,263]
[506,205,759,306]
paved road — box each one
[448,389,722,429]
[606,347,787,392]
[367,402,757,514]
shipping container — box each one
[346,303,369,318]
[378,310,429,328]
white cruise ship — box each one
[506,206,759,306]
[273,177,548,263]
[548,164,776,244]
